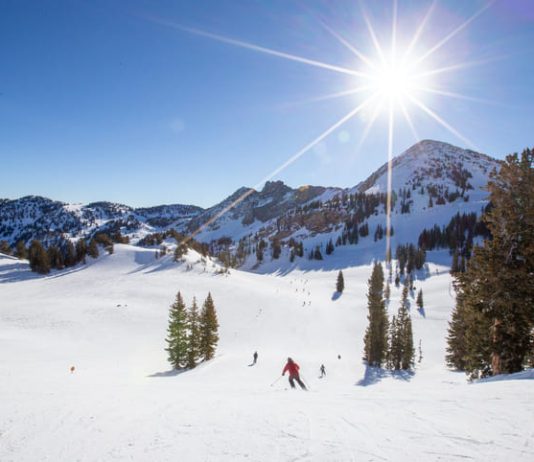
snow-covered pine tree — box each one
[199,293,219,361]
[186,297,201,369]
[363,262,388,367]
[165,291,189,369]
[336,270,345,293]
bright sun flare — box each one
[155,1,492,254]
[369,58,421,103]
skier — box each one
[319,364,326,378]
[253,351,258,365]
[282,357,307,390]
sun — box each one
[151,1,492,252]
[367,56,424,105]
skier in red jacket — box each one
[282,357,307,390]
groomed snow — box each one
[1,246,532,461]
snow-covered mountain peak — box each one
[356,140,500,199]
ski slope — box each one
[1,245,532,461]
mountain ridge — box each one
[0,140,501,269]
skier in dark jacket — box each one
[252,351,258,365]
[319,364,326,378]
[282,357,307,390]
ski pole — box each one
[270,375,283,387]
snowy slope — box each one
[1,246,532,461]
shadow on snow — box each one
[147,369,188,378]
[356,365,414,387]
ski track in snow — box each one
[1,246,533,461]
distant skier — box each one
[282,357,307,390]
[253,351,258,365]
[319,364,326,378]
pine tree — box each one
[447,148,534,377]
[88,239,99,259]
[15,240,27,259]
[199,293,219,361]
[75,239,87,263]
[396,285,415,370]
[336,270,345,293]
[363,262,389,367]
[165,292,189,369]
[271,239,281,259]
[186,297,201,369]
[28,240,50,274]
[313,246,323,260]
[47,245,64,270]
[387,315,402,370]
[401,313,415,370]
[416,289,423,311]
[0,241,11,255]
[325,239,335,255]
[64,240,77,267]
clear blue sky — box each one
[2,0,534,208]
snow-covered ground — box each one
[1,246,532,461]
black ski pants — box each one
[289,374,306,390]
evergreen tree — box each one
[199,293,219,361]
[47,245,64,270]
[88,239,99,259]
[336,270,345,293]
[447,149,534,377]
[401,312,415,370]
[0,240,12,255]
[271,239,281,260]
[186,297,201,369]
[416,289,424,311]
[313,246,323,260]
[363,262,389,367]
[28,240,50,274]
[447,148,534,377]
[395,285,415,370]
[75,239,87,263]
[64,240,77,267]
[387,315,402,370]
[165,292,189,369]
[325,239,335,255]
[15,240,27,259]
